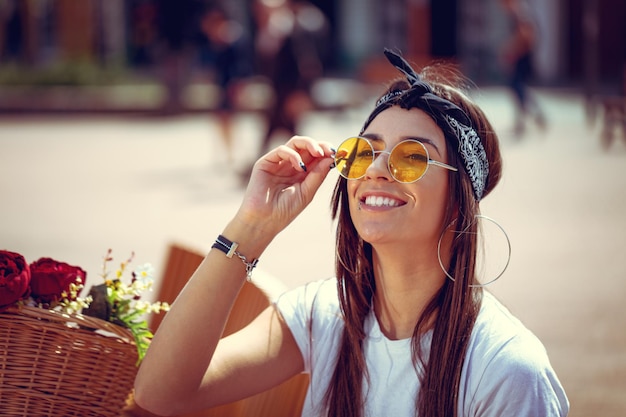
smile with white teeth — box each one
[363,195,402,207]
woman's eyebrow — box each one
[361,133,381,141]
[405,136,442,156]
[360,133,385,148]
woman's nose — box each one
[364,151,393,181]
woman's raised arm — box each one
[133,137,334,415]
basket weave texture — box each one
[0,305,138,417]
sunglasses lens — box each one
[389,140,428,182]
[335,137,374,179]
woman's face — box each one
[347,106,453,248]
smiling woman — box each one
[133,49,569,417]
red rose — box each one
[29,257,87,304]
[0,250,31,308]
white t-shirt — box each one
[275,277,569,417]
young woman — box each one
[134,49,569,417]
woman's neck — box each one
[371,244,446,340]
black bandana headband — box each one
[363,49,489,201]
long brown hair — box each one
[326,65,503,417]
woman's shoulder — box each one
[273,277,344,375]
[276,277,339,307]
[274,277,342,327]
[460,291,569,416]
[470,291,549,367]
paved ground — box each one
[1,87,625,416]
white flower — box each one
[134,263,155,284]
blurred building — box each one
[0,0,623,111]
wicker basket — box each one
[0,305,138,417]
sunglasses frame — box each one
[334,136,458,183]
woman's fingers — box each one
[260,136,333,173]
[236,136,335,236]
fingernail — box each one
[299,161,307,172]
[329,162,336,170]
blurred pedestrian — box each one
[156,0,202,114]
[200,4,253,164]
[1,0,23,64]
[252,0,329,159]
[499,0,547,137]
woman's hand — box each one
[234,136,334,237]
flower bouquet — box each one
[0,249,169,417]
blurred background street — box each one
[1,0,625,416]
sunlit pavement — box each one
[1,86,625,416]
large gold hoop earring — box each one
[437,215,511,287]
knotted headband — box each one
[362,49,489,201]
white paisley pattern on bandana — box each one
[445,115,489,200]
